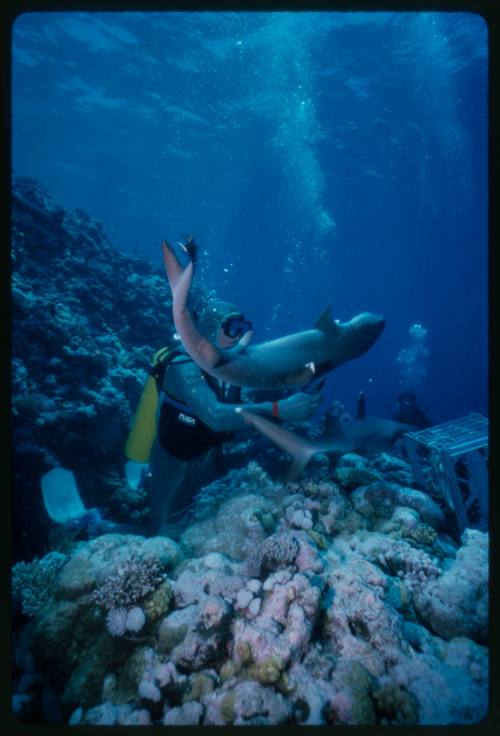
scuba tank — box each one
[125,346,179,463]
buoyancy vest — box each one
[158,375,239,460]
[125,344,241,463]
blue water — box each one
[12,11,488,423]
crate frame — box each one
[404,413,489,533]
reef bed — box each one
[11,181,489,725]
[12,457,488,725]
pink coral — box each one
[138,680,161,703]
[412,529,488,642]
[233,570,323,673]
[322,560,408,677]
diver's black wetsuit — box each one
[157,371,239,461]
[147,351,259,536]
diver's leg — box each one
[147,441,217,536]
[147,439,173,534]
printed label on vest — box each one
[178,413,196,426]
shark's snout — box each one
[366,313,385,347]
[370,313,386,338]
[347,312,385,354]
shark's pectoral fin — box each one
[314,360,335,379]
[283,362,316,387]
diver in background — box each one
[146,299,322,536]
[391,390,432,429]
[356,390,366,419]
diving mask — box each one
[221,316,253,339]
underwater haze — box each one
[10,11,491,727]
[12,10,488,423]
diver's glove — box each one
[276,392,322,422]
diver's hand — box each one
[278,392,322,422]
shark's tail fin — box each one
[185,241,198,265]
[162,239,185,291]
[179,235,198,266]
[238,409,317,480]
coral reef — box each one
[245,532,300,576]
[11,182,489,726]
[352,481,445,530]
[180,492,277,560]
[412,529,488,643]
[12,468,488,726]
[12,553,67,617]
[333,466,381,491]
[204,681,294,725]
[92,551,163,611]
[11,178,212,562]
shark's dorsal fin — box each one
[314,304,341,336]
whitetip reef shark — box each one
[162,239,385,390]
[235,409,410,480]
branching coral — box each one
[92,552,164,611]
[373,543,442,592]
[12,552,67,616]
[245,461,271,488]
[245,532,300,577]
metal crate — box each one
[404,413,489,533]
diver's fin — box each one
[41,467,87,524]
[125,460,148,491]
[313,304,341,336]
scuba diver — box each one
[389,390,433,429]
[126,298,322,537]
[356,390,366,420]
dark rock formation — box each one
[11,177,210,561]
